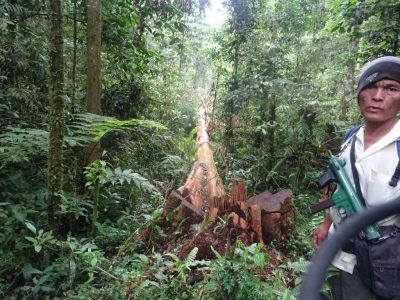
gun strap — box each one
[350,137,367,207]
[389,140,400,187]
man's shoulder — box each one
[343,125,363,142]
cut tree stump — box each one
[161,105,294,256]
[247,189,294,244]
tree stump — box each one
[162,105,294,251]
[247,189,294,243]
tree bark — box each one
[85,0,102,165]
[71,0,78,111]
[164,107,229,221]
[48,0,65,233]
[267,100,276,172]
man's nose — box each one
[372,87,385,100]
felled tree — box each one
[164,106,229,222]
[162,106,295,253]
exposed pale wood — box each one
[165,106,229,220]
[247,189,292,213]
[250,204,263,243]
[247,190,272,206]
[163,105,294,246]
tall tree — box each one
[71,0,79,110]
[86,0,102,235]
[48,0,65,232]
[85,0,102,165]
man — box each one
[312,56,400,299]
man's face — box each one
[359,79,400,125]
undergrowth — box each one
[0,115,331,299]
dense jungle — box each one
[1,0,400,299]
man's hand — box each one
[312,217,332,249]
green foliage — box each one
[205,243,275,299]
[128,248,210,300]
[0,113,167,167]
[0,2,31,17]
[0,127,49,165]
[24,222,58,253]
[157,155,190,180]
[111,167,160,195]
[3,0,400,298]
[327,0,400,58]
[84,160,112,189]
[59,194,93,221]
[165,247,199,281]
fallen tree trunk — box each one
[163,107,229,222]
[162,105,294,254]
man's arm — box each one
[312,216,332,249]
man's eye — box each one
[387,86,399,92]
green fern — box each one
[284,258,310,274]
[0,113,167,166]
[185,247,198,265]
[110,167,160,195]
[0,3,30,18]
[69,113,167,142]
[0,127,49,164]
[156,155,189,178]
[165,247,200,281]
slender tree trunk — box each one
[210,70,219,127]
[340,31,359,121]
[86,0,102,115]
[340,61,355,121]
[340,55,356,120]
[7,0,18,85]
[233,41,240,77]
[71,0,78,110]
[267,101,276,171]
[85,0,102,165]
[86,0,102,235]
[48,0,65,233]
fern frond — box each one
[0,127,49,164]
[78,114,167,142]
[157,155,189,178]
[284,258,310,274]
[185,247,198,265]
[165,252,180,263]
[110,167,160,195]
[0,3,31,18]
[0,114,167,165]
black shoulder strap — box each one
[389,140,400,187]
[344,125,363,142]
[350,137,366,206]
[351,137,400,191]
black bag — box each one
[354,225,400,299]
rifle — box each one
[309,150,380,241]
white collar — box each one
[355,120,400,157]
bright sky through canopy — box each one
[204,0,227,28]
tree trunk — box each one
[158,107,294,258]
[267,100,276,172]
[71,0,78,111]
[164,107,229,221]
[48,0,65,233]
[86,0,102,235]
[85,0,102,165]
[340,31,358,121]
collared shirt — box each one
[329,120,400,274]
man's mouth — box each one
[367,106,382,112]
